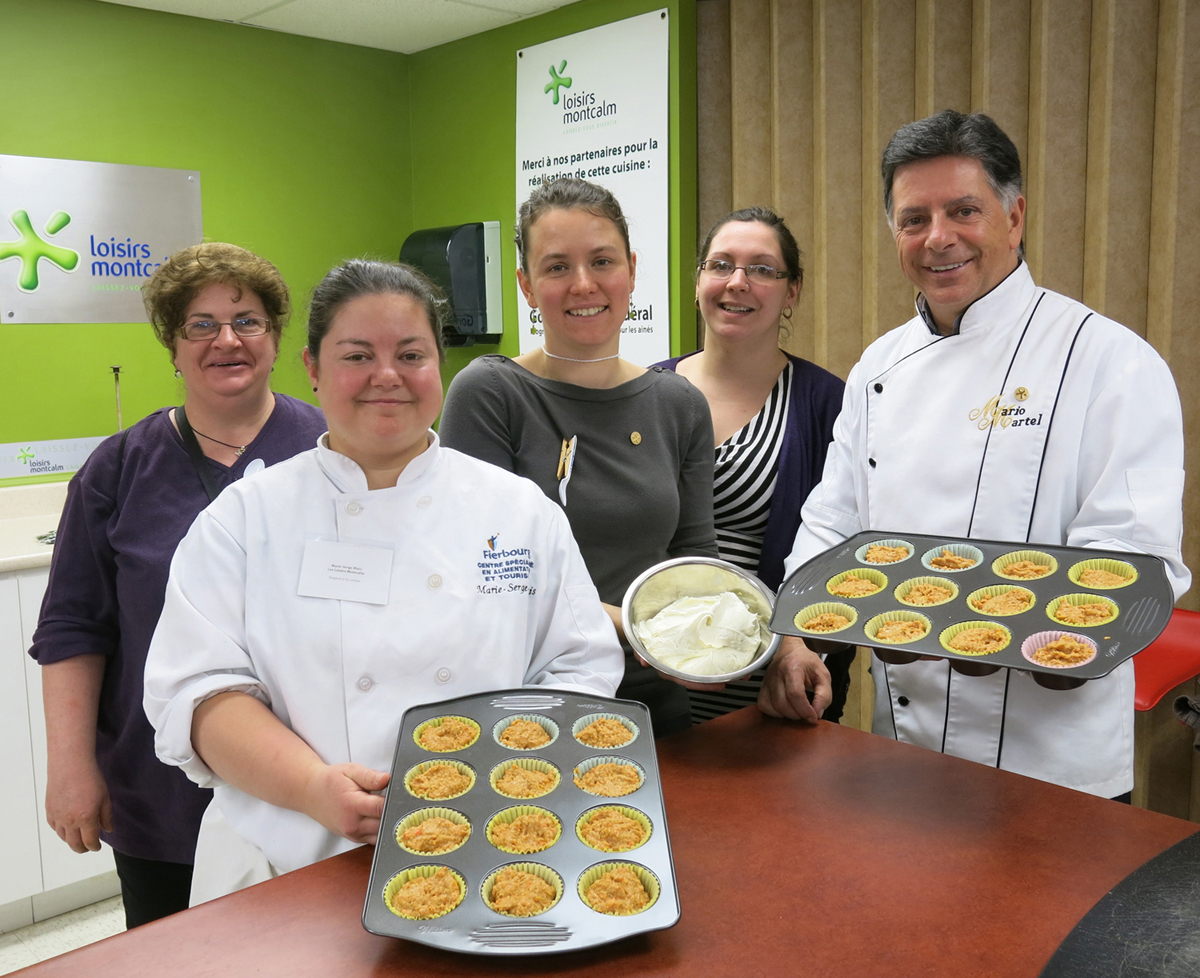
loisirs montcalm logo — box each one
[543,59,617,126]
[0,209,79,291]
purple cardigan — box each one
[655,352,844,591]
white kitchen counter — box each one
[0,483,66,573]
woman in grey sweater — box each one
[439,178,717,736]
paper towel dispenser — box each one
[399,221,503,346]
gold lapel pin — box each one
[1014,387,1030,401]
[630,431,642,446]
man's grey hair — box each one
[881,110,1023,229]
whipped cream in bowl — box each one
[621,558,780,685]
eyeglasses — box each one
[179,317,271,341]
[698,260,788,282]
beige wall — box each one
[698,0,1200,814]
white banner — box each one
[0,154,202,324]
[0,437,105,479]
[515,9,670,365]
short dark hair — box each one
[515,177,631,271]
[306,259,446,361]
[697,207,803,287]
[142,242,289,357]
[881,110,1023,223]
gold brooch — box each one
[1014,387,1030,401]
[630,432,642,445]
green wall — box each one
[0,0,411,477]
[404,0,698,387]
[0,0,696,484]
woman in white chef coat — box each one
[143,259,623,902]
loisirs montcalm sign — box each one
[0,154,202,324]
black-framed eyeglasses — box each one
[179,317,271,341]
[697,259,788,282]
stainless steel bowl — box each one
[621,557,781,685]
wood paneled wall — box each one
[697,0,1200,814]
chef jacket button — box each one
[356,676,374,692]
[346,501,363,515]
[897,695,909,706]
[873,382,883,393]
[436,667,452,683]
[868,458,877,468]
[428,574,443,589]
[417,495,432,508]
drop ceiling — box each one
[97,0,575,55]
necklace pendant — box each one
[236,446,246,457]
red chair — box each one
[1133,608,1200,711]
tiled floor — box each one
[0,898,124,975]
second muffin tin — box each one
[361,689,679,954]
[771,531,1173,688]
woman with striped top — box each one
[656,208,852,723]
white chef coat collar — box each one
[915,260,1034,336]
[315,429,441,493]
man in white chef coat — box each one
[759,109,1189,798]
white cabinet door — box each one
[18,569,116,890]
[0,575,43,904]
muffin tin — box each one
[771,531,1172,689]
[362,689,679,954]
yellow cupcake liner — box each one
[992,550,1058,580]
[1067,558,1138,590]
[825,568,887,598]
[404,760,476,801]
[855,538,914,565]
[793,602,858,635]
[383,865,466,920]
[577,862,661,916]
[863,611,932,645]
[572,755,646,797]
[965,584,1036,617]
[938,620,1012,656]
[482,862,564,918]
[572,713,638,749]
[492,714,560,751]
[575,806,652,853]
[394,807,471,855]
[412,715,481,752]
[485,806,562,855]
[1045,593,1120,627]
[894,576,959,607]
[489,757,561,800]
[920,543,984,573]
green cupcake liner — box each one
[894,576,959,607]
[794,602,858,635]
[486,806,562,854]
[482,862,564,917]
[826,568,887,598]
[404,760,476,801]
[992,550,1058,580]
[492,714,559,750]
[1045,593,1120,627]
[572,756,645,797]
[965,584,1036,617]
[394,807,471,855]
[575,806,653,853]
[577,862,661,916]
[412,715,481,752]
[1067,558,1138,590]
[938,621,1012,656]
[489,757,561,800]
[863,611,932,645]
[383,865,466,920]
[572,713,638,749]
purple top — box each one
[654,352,844,591]
[29,394,327,864]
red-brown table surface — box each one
[20,709,1197,978]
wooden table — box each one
[21,710,1197,977]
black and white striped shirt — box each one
[689,362,791,723]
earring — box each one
[782,308,793,320]
[174,367,182,378]
[312,386,318,393]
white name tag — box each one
[297,539,393,605]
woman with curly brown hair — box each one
[29,243,325,928]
